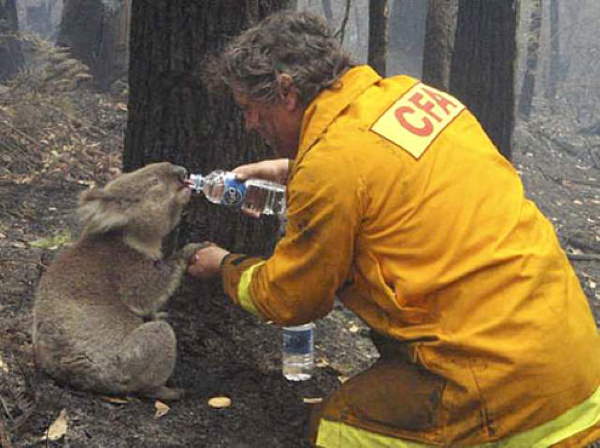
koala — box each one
[33,162,204,401]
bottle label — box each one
[283,328,313,355]
[221,176,247,207]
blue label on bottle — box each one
[283,328,313,355]
[221,177,246,207]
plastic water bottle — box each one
[189,170,286,216]
[282,323,315,381]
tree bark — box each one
[387,0,427,77]
[450,0,517,160]
[368,0,388,76]
[21,0,61,39]
[517,0,542,120]
[0,0,24,81]
[57,0,129,89]
[124,0,289,260]
[545,0,560,101]
[421,0,458,91]
[321,0,333,25]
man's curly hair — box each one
[205,10,354,106]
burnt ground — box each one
[1,82,600,448]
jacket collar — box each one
[295,65,382,164]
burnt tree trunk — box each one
[387,0,427,77]
[22,0,61,39]
[57,0,129,89]
[545,0,560,101]
[124,0,289,260]
[57,0,104,76]
[368,0,388,76]
[0,0,24,81]
[421,0,458,90]
[517,0,542,120]
[113,0,130,85]
[321,0,333,25]
[450,0,517,160]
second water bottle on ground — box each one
[282,323,315,381]
[189,170,286,216]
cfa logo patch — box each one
[370,82,465,159]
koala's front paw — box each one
[179,242,212,263]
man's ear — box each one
[277,73,299,111]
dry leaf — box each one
[100,395,129,404]
[315,358,329,368]
[348,324,360,333]
[208,396,231,408]
[302,397,323,404]
[43,409,68,441]
[0,232,6,239]
[337,375,349,384]
[154,400,170,419]
[0,355,8,373]
[115,103,128,112]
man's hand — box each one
[232,158,290,185]
[187,243,230,279]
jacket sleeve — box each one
[221,150,363,325]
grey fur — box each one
[33,162,204,401]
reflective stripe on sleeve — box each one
[237,261,266,317]
[316,385,600,448]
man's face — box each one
[233,89,302,159]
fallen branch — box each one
[535,166,562,185]
[0,136,28,154]
[561,178,600,188]
[0,258,48,269]
[0,410,13,448]
[533,127,581,157]
[567,252,600,262]
[0,395,13,421]
[0,120,39,146]
[590,147,600,170]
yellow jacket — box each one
[221,66,600,445]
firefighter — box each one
[188,10,600,447]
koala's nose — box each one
[173,165,188,180]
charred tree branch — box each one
[335,0,352,43]
[0,400,14,448]
[567,252,600,262]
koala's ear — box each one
[78,188,130,236]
